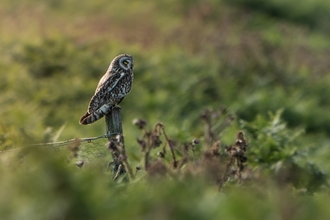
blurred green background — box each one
[1,0,330,219]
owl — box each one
[79,54,134,125]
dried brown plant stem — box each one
[219,132,248,190]
[105,106,134,180]
[155,123,178,168]
[143,131,152,170]
[144,151,150,170]
[219,156,234,190]
[201,110,216,147]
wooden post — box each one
[105,106,123,138]
[105,106,134,181]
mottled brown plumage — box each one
[79,54,134,125]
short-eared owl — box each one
[79,54,134,125]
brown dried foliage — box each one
[133,107,248,189]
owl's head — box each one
[112,54,134,71]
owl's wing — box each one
[87,72,126,113]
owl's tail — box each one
[79,104,112,125]
[79,112,94,125]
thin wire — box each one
[0,134,108,154]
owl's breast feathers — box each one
[79,70,133,125]
[89,70,133,112]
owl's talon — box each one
[112,105,121,109]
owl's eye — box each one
[123,60,129,65]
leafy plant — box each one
[241,109,328,192]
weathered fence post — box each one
[105,106,134,180]
[105,106,123,138]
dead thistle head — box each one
[132,118,148,129]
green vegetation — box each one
[1,0,330,219]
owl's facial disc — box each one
[119,57,133,70]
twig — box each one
[219,156,234,190]
[155,123,178,168]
